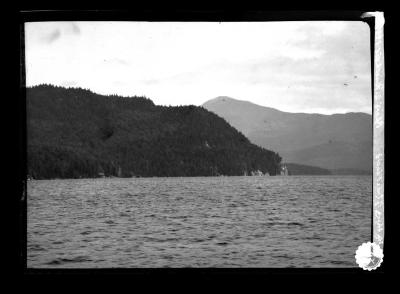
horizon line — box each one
[26,83,372,116]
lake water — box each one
[27,176,372,268]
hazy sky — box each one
[25,21,372,114]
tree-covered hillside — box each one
[27,85,282,179]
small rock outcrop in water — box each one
[27,85,282,179]
[280,165,289,176]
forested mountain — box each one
[27,85,282,179]
[203,96,372,173]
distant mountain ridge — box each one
[284,163,332,175]
[203,96,372,173]
[27,85,282,179]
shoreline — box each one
[26,174,372,181]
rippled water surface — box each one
[27,176,371,268]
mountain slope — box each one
[203,96,372,172]
[284,163,332,175]
[27,85,282,179]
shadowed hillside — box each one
[203,96,372,172]
[27,85,282,179]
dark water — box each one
[27,176,371,268]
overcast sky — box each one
[25,21,371,114]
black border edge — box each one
[18,9,387,279]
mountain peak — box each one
[214,96,235,100]
[203,96,281,115]
[204,96,236,104]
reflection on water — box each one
[27,176,371,268]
